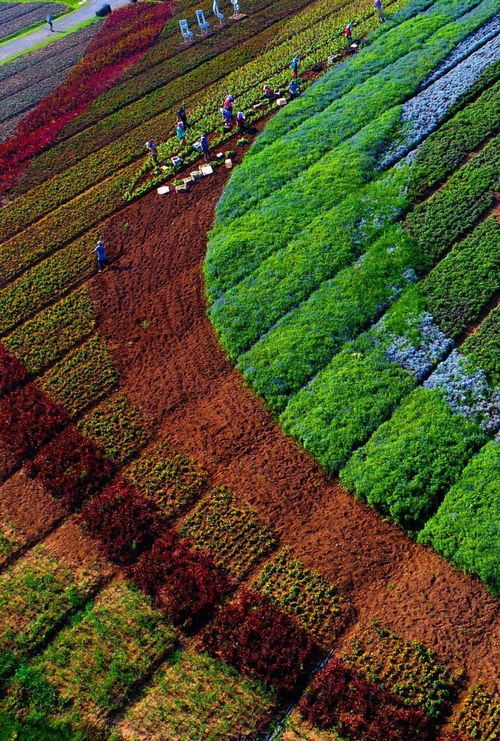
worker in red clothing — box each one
[344,23,353,42]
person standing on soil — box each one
[93,240,108,273]
[145,141,159,165]
[374,0,384,22]
[290,56,300,78]
[46,13,54,31]
[176,121,186,149]
[200,133,210,161]
[177,104,188,128]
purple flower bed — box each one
[424,350,500,433]
[385,312,454,381]
[380,31,500,167]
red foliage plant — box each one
[79,479,162,564]
[299,659,435,741]
[0,345,27,397]
[198,588,319,697]
[131,531,233,631]
[0,2,175,193]
[27,425,114,508]
[0,383,68,459]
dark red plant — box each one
[0,345,27,397]
[79,479,161,564]
[0,2,175,193]
[27,425,114,508]
[0,383,68,459]
[131,531,233,631]
[439,734,466,741]
[198,588,319,697]
[299,659,434,741]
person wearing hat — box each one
[223,95,235,111]
[374,0,384,22]
[93,239,108,273]
[344,23,353,42]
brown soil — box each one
[0,467,66,569]
[89,134,499,688]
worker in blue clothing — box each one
[290,55,300,78]
[288,78,300,98]
[93,240,108,272]
[46,13,54,31]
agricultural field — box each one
[0,0,498,737]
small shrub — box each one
[79,479,162,564]
[198,588,318,697]
[0,345,26,396]
[299,659,434,740]
[27,426,114,508]
[131,531,232,631]
[0,384,68,459]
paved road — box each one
[0,0,132,62]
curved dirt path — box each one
[91,142,498,687]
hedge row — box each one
[236,140,498,412]
[0,0,379,237]
[3,287,95,376]
[418,439,499,594]
[281,217,499,472]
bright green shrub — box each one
[461,305,500,386]
[418,441,499,594]
[340,387,488,530]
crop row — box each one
[0,2,64,40]
[3,287,96,376]
[0,0,388,241]
[298,658,460,740]
[281,217,499,474]
[0,542,109,678]
[235,139,499,413]
[127,0,415,199]
[451,683,499,739]
[216,0,493,222]
[180,487,277,580]
[252,547,346,649]
[209,77,499,361]
[206,0,499,301]
[118,649,276,741]
[342,622,457,719]
[0,3,175,195]
[57,0,315,144]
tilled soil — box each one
[91,140,498,686]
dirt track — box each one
[91,141,498,686]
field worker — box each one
[344,23,353,42]
[176,120,186,148]
[93,240,108,273]
[177,104,188,127]
[221,107,234,129]
[145,140,159,164]
[374,0,384,22]
[288,79,300,99]
[262,84,275,101]
[200,133,210,161]
[223,94,235,111]
[236,111,247,133]
[290,56,300,78]
[46,13,54,31]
